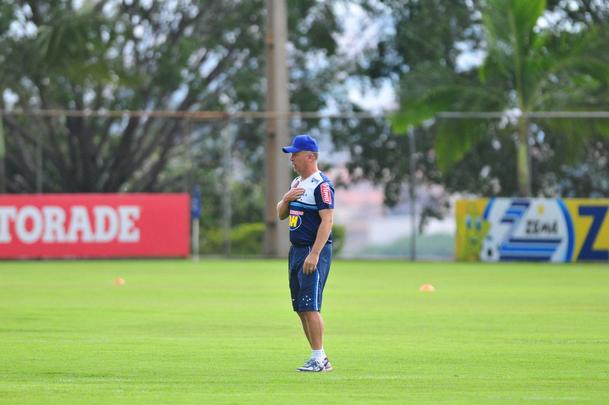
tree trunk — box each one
[516,116,531,197]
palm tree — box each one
[392,0,609,196]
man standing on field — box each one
[276,134,334,372]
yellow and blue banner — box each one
[456,198,609,262]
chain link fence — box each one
[2,110,608,259]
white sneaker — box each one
[297,357,332,372]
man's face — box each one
[290,151,312,175]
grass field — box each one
[1,260,608,404]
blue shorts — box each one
[288,244,332,312]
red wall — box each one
[0,194,190,258]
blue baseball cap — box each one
[282,134,319,153]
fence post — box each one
[222,119,232,257]
[191,184,201,262]
[36,129,43,193]
[187,120,201,262]
[408,130,417,261]
[0,115,5,193]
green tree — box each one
[331,0,480,206]
[0,0,361,257]
[392,0,609,197]
[0,1,349,197]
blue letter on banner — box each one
[577,206,608,261]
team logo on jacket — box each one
[320,183,332,204]
[288,210,303,230]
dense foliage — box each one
[2,0,609,242]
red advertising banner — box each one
[0,193,190,259]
